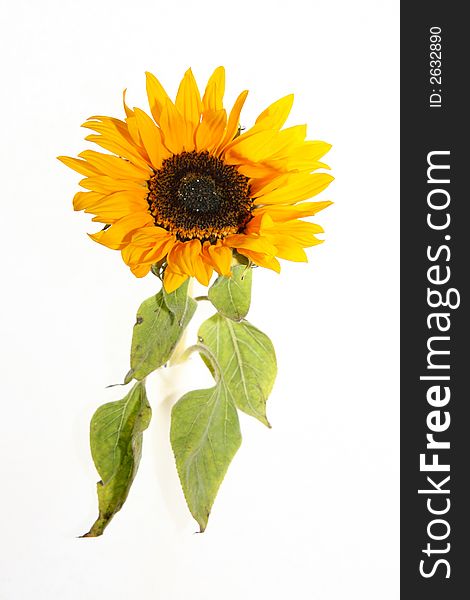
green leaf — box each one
[83,381,151,537]
[163,279,194,324]
[171,379,242,532]
[208,264,252,321]
[199,314,276,427]
[128,287,197,381]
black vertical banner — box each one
[401,3,468,599]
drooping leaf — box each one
[171,380,242,532]
[83,381,151,537]
[128,287,197,381]
[208,264,252,321]
[198,314,276,427]
[163,279,194,325]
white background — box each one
[0,1,399,598]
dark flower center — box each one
[177,174,222,214]
[147,151,252,241]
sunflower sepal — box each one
[82,381,151,537]
[150,262,165,280]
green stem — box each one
[178,343,221,383]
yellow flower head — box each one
[59,67,333,292]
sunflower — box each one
[59,67,333,292]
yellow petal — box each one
[274,244,308,262]
[58,156,100,177]
[267,157,330,173]
[224,129,278,164]
[249,173,290,197]
[237,162,282,179]
[266,221,324,247]
[246,213,325,249]
[122,91,145,147]
[159,100,187,154]
[130,227,175,248]
[145,71,172,124]
[134,107,169,169]
[226,125,305,166]
[276,233,324,248]
[141,239,175,264]
[176,68,202,126]
[217,90,248,153]
[123,232,175,266]
[89,214,154,250]
[263,125,307,159]
[167,241,190,275]
[255,94,294,130]
[122,89,134,118]
[125,115,142,147]
[195,109,227,152]
[235,248,281,273]
[176,68,203,150]
[83,116,137,147]
[222,94,294,155]
[163,266,189,293]
[78,150,150,180]
[121,244,148,266]
[79,175,146,194]
[82,118,149,167]
[256,173,334,205]
[168,239,200,276]
[84,191,148,222]
[130,263,152,278]
[73,191,103,211]
[203,242,232,276]
[275,140,332,171]
[275,220,325,236]
[84,134,150,171]
[202,66,225,112]
[224,233,277,255]
[168,239,213,286]
[254,201,333,221]
[193,253,213,286]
